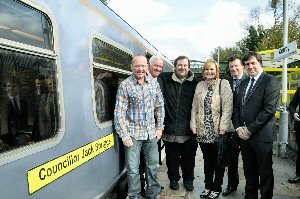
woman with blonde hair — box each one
[190,59,234,199]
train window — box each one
[91,38,131,125]
[0,0,53,50]
[93,68,127,123]
[92,38,132,71]
[0,48,59,153]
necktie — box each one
[11,97,18,111]
[245,78,255,101]
[234,79,240,93]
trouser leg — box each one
[241,141,259,199]
[200,142,214,190]
[165,141,181,181]
[143,138,161,199]
[180,138,198,182]
[295,130,300,175]
[254,142,274,199]
[227,149,240,188]
[125,139,142,198]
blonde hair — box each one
[202,59,220,79]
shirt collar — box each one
[172,70,194,83]
[146,71,157,81]
[233,74,243,80]
[130,74,149,84]
[251,70,263,81]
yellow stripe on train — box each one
[27,133,115,195]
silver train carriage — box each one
[0,0,173,198]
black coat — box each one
[289,87,300,121]
[233,72,280,142]
[0,95,28,146]
[227,74,247,105]
[158,72,198,136]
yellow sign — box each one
[27,133,115,194]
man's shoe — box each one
[222,186,237,196]
[208,191,220,199]
[169,181,179,190]
[183,181,194,191]
[288,176,300,183]
[200,189,210,198]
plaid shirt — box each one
[114,74,165,142]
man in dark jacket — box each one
[222,55,247,196]
[288,87,300,183]
[233,52,280,199]
[158,55,198,191]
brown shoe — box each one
[157,195,165,199]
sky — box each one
[107,0,275,61]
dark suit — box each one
[0,95,28,147]
[288,87,300,177]
[233,72,280,199]
[225,74,247,189]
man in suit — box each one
[32,75,47,141]
[0,78,29,147]
[233,52,280,199]
[222,55,247,196]
[288,87,300,183]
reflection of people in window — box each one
[0,78,29,147]
[32,75,47,141]
[34,76,58,141]
[94,71,111,123]
[35,75,47,96]
[43,77,58,138]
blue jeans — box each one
[125,138,161,199]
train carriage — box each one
[0,0,173,198]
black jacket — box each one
[158,71,198,136]
[289,87,300,122]
[233,72,280,142]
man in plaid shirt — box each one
[114,54,165,199]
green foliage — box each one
[211,46,242,62]
[243,25,266,52]
[258,20,300,50]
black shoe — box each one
[183,181,194,191]
[288,176,300,183]
[222,186,237,196]
[169,181,179,190]
[200,189,210,198]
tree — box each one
[210,0,300,58]
[258,20,300,50]
[211,47,242,62]
[242,25,266,51]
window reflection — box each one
[0,48,58,152]
[93,68,127,124]
[92,38,131,71]
[0,0,53,50]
